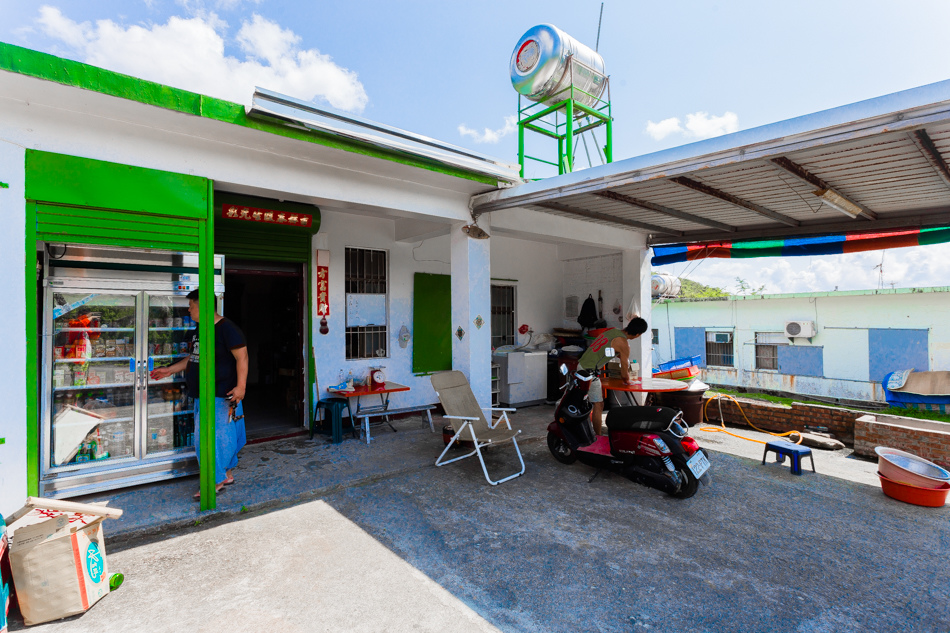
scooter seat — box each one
[606,406,679,432]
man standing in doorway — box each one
[577,317,648,435]
[151,290,248,498]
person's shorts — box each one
[588,377,603,404]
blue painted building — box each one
[652,286,949,402]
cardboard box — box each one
[5,498,122,626]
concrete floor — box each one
[11,405,950,632]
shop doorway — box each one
[224,261,306,440]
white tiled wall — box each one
[562,254,624,330]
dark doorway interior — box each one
[225,262,305,440]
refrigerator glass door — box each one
[144,294,196,455]
[49,291,139,467]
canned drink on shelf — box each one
[163,343,173,355]
[53,369,66,388]
[180,341,189,354]
[73,370,86,386]
[150,318,162,328]
[173,317,183,328]
[164,317,174,328]
[53,346,64,359]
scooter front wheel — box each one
[669,456,700,499]
[547,431,578,465]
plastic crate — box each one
[655,355,701,373]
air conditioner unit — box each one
[706,331,732,343]
[785,320,816,338]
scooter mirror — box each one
[559,363,568,376]
[604,347,616,358]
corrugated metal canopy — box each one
[471,79,950,245]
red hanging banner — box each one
[316,266,329,316]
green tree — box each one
[678,278,730,298]
[734,277,766,296]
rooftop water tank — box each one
[510,24,607,111]
[651,273,681,298]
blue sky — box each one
[4,0,950,293]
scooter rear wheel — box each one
[670,456,700,499]
[547,431,578,464]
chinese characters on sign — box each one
[223,205,313,228]
[316,265,329,316]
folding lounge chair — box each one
[430,370,525,485]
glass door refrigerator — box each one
[40,245,224,498]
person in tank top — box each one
[577,317,649,436]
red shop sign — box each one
[316,265,329,316]
[223,204,313,228]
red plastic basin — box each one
[878,472,950,507]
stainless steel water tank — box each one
[651,273,682,298]
[510,24,607,111]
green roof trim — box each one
[0,41,497,186]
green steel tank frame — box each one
[517,70,613,177]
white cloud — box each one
[684,111,738,138]
[645,117,683,141]
[645,110,739,141]
[458,115,517,144]
[659,243,950,294]
[35,6,368,111]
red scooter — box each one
[546,365,711,498]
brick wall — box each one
[854,415,950,471]
[701,395,860,445]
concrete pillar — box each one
[0,141,27,516]
[622,247,652,374]
[450,218,492,406]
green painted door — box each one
[413,273,452,374]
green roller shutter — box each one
[36,204,201,250]
[215,219,311,262]
[27,150,208,252]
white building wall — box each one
[312,211,455,409]
[653,288,950,402]
[489,236,563,338]
[0,141,27,517]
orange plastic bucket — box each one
[878,472,950,507]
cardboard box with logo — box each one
[5,498,122,626]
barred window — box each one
[345,248,388,359]
[491,285,516,349]
[755,332,787,370]
[705,331,734,367]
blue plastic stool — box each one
[312,397,353,443]
[762,440,816,475]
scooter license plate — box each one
[687,451,710,479]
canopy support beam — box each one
[770,157,877,220]
[670,176,801,227]
[592,190,737,232]
[912,129,950,189]
[533,201,683,236]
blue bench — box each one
[762,440,816,475]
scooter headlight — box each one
[652,437,670,453]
